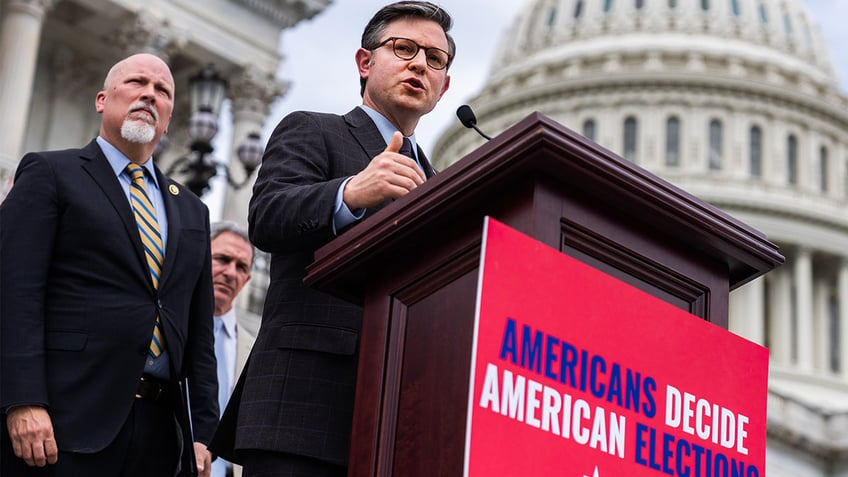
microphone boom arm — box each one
[471,123,492,141]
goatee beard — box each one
[121,120,156,144]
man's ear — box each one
[438,75,451,100]
[355,48,373,80]
[95,91,106,113]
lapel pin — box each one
[169,184,180,196]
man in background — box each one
[211,2,454,476]
[1,53,217,477]
[209,221,257,477]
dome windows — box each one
[666,117,681,167]
[624,116,638,161]
[802,22,814,50]
[820,146,829,192]
[787,135,798,185]
[709,119,723,170]
[750,126,763,178]
[582,119,596,141]
[731,0,741,17]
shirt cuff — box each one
[333,177,365,235]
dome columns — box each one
[729,276,765,345]
[839,261,848,378]
[767,265,794,367]
[794,248,815,372]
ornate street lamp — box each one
[163,64,263,197]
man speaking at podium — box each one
[210,1,454,475]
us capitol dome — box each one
[433,1,848,475]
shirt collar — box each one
[96,136,160,190]
[214,308,237,339]
[358,105,417,160]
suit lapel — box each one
[156,168,181,288]
[343,108,389,164]
[80,140,150,278]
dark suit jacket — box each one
[210,107,434,466]
[0,140,218,457]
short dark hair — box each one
[210,221,255,267]
[359,1,455,96]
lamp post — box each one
[163,64,263,197]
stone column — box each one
[812,276,829,372]
[729,276,765,345]
[43,47,102,151]
[220,67,287,226]
[0,0,55,190]
[794,248,814,371]
[768,266,793,366]
[838,260,848,378]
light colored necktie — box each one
[214,318,230,413]
[126,163,166,358]
[212,319,233,477]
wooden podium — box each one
[304,113,783,476]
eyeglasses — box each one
[374,37,451,70]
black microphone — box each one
[457,104,492,141]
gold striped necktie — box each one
[126,163,166,358]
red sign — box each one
[464,218,768,477]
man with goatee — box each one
[0,53,218,477]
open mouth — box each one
[404,78,424,90]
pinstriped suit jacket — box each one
[211,107,434,466]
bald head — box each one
[103,53,174,91]
[96,53,175,163]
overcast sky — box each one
[208,0,848,216]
